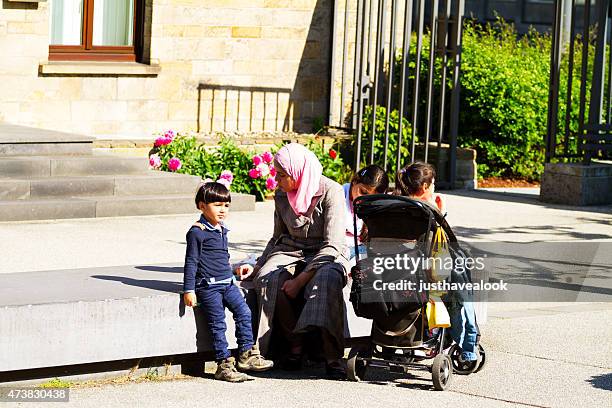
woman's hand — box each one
[183,292,197,307]
[281,278,302,299]
[282,269,316,299]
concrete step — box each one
[0,123,94,156]
[0,192,255,221]
[0,172,203,200]
[0,197,97,221]
[0,155,149,177]
[0,264,370,373]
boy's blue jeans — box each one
[196,283,254,361]
[448,301,479,361]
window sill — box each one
[39,61,161,77]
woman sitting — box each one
[251,143,349,379]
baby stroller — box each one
[348,195,486,391]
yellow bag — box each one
[425,296,451,328]
[429,227,453,284]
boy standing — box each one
[183,182,273,382]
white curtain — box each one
[93,0,134,46]
[49,0,83,45]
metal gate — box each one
[328,0,465,188]
[546,0,612,164]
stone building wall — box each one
[0,0,334,139]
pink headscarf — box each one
[274,143,323,216]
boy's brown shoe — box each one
[214,357,250,382]
[237,345,274,372]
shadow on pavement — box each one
[445,189,612,215]
[228,240,268,253]
[454,225,612,241]
[92,275,182,293]
[162,240,268,254]
[135,265,183,273]
[587,373,612,390]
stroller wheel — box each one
[431,354,453,391]
[449,344,479,375]
[473,344,487,373]
[347,348,368,382]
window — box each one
[49,0,143,61]
[522,0,555,25]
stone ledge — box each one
[540,162,612,205]
[0,264,371,372]
[543,161,612,177]
[39,61,161,77]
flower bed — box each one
[148,130,352,201]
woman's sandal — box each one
[325,360,347,381]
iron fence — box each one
[546,0,612,164]
[329,0,465,188]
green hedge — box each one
[360,19,592,181]
[459,20,591,180]
[150,134,352,200]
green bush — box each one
[358,105,413,173]
[458,20,592,180]
[150,132,353,200]
[459,21,541,179]
[358,19,592,181]
[151,133,273,201]
[305,139,353,184]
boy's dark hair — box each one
[351,164,389,193]
[395,162,436,196]
[195,182,231,208]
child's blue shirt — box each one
[183,215,233,292]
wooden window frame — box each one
[49,0,145,62]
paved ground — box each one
[0,189,611,407]
[43,302,610,408]
[2,189,611,274]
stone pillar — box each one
[540,162,612,206]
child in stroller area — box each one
[343,164,389,263]
[395,162,480,363]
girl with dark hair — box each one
[395,163,478,363]
[343,164,389,260]
[395,161,444,212]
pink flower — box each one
[248,168,261,179]
[256,163,270,177]
[154,136,172,147]
[252,155,263,166]
[266,176,278,191]
[168,157,182,171]
[219,170,233,183]
[216,178,231,190]
[269,166,277,177]
[149,154,161,169]
[164,130,175,139]
[262,151,274,164]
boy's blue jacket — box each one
[183,215,233,292]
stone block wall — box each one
[0,0,334,139]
